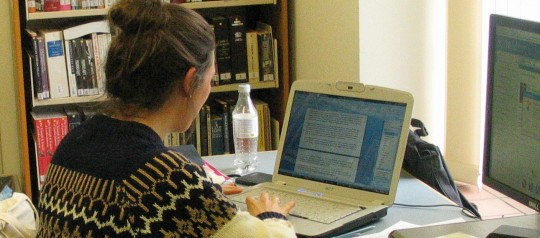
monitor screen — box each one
[278,91,407,195]
[483,14,540,212]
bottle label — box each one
[233,115,258,138]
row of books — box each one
[27,0,112,12]
[27,0,217,13]
[30,95,276,189]
[24,20,112,100]
[30,106,96,189]
[164,96,279,156]
[208,16,277,86]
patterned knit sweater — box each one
[37,115,295,237]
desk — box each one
[204,151,475,236]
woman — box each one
[36,0,295,237]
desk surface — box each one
[204,151,476,236]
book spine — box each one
[28,34,43,100]
[27,0,37,13]
[37,36,50,99]
[199,105,209,156]
[32,115,47,189]
[85,39,98,95]
[59,0,71,10]
[246,30,260,83]
[40,29,70,98]
[73,38,84,96]
[257,30,274,81]
[78,38,90,96]
[44,0,60,11]
[210,114,224,155]
[70,0,81,9]
[64,107,82,131]
[43,117,54,185]
[65,39,78,97]
[228,15,248,83]
[210,16,232,85]
[91,33,104,95]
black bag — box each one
[402,118,481,219]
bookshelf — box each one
[13,0,290,201]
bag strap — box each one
[411,118,428,137]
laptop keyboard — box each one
[229,188,364,224]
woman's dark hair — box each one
[104,0,215,116]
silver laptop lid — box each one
[273,81,414,205]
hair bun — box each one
[108,0,168,35]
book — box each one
[36,36,50,99]
[25,29,50,100]
[209,16,232,85]
[62,20,110,96]
[44,0,60,11]
[210,113,225,155]
[70,0,81,9]
[59,0,71,10]
[256,22,275,82]
[211,97,231,154]
[215,95,236,153]
[253,98,271,151]
[271,117,280,150]
[64,106,82,131]
[246,30,260,83]
[38,29,70,98]
[24,29,44,100]
[228,15,248,83]
[73,38,85,96]
[31,110,68,189]
[84,38,98,95]
[27,0,37,13]
[199,104,211,156]
[76,38,90,95]
[65,39,78,97]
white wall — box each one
[291,0,447,157]
[290,0,359,83]
[359,0,448,150]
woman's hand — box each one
[222,183,243,195]
[246,192,295,217]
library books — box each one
[163,97,273,156]
[209,16,233,85]
[62,20,110,97]
[256,22,275,82]
[24,29,50,100]
[31,109,68,189]
[246,30,260,83]
[228,15,248,84]
[38,29,70,99]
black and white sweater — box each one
[37,115,295,238]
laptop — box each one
[229,80,414,237]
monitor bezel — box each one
[483,14,540,212]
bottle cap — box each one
[238,84,251,93]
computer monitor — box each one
[483,14,540,212]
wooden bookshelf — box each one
[14,0,290,201]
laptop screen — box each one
[278,91,408,195]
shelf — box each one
[32,95,107,107]
[27,0,275,20]
[211,80,278,93]
[30,81,277,106]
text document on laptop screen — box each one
[278,91,408,195]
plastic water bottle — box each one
[233,84,259,175]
